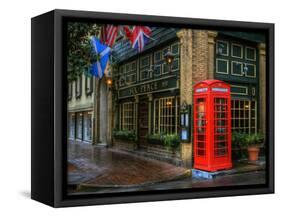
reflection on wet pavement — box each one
[68,141,266,195]
[68,141,188,187]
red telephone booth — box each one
[193,80,232,172]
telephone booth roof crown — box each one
[194,79,230,91]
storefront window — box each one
[76,113,83,140]
[154,96,180,134]
[69,114,75,139]
[83,112,92,141]
[231,99,257,134]
[120,102,136,131]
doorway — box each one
[138,98,149,147]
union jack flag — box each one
[100,25,119,47]
[123,26,152,52]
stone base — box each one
[192,169,225,179]
[113,139,137,151]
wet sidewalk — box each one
[68,141,189,189]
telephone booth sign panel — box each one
[193,80,232,172]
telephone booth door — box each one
[212,96,231,168]
[194,96,208,166]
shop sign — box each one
[118,77,177,98]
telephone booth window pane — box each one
[197,149,205,156]
[195,98,206,157]
[197,134,205,141]
[214,98,228,157]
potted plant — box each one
[245,133,264,161]
[146,133,164,145]
[231,132,247,160]
[113,129,137,142]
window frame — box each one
[69,113,75,139]
[85,75,93,96]
[244,63,257,78]
[76,112,83,140]
[139,54,151,81]
[245,46,256,61]
[124,60,137,85]
[230,85,248,96]
[120,102,136,131]
[68,81,72,100]
[231,43,243,59]
[216,58,229,74]
[83,111,92,142]
[153,96,180,135]
[231,61,244,76]
[75,75,82,98]
[216,40,229,56]
[231,99,257,134]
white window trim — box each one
[231,99,257,134]
[245,46,256,61]
[83,112,93,142]
[171,42,180,55]
[154,50,162,63]
[231,43,243,59]
[171,57,180,72]
[245,63,257,78]
[231,85,248,96]
[162,46,171,57]
[162,62,169,75]
[216,40,229,56]
[231,61,244,76]
[121,102,135,131]
[69,114,75,139]
[124,60,137,84]
[216,58,229,74]
[76,112,83,141]
[252,87,256,96]
[139,55,151,81]
[153,96,179,135]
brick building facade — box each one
[67,27,266,170]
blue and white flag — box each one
[90,37,111,79]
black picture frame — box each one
[31,9,274,207]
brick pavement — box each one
[68,141,189,187]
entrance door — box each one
[138,99,149,147]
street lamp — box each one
[164,48,175,66]
[106,71,113,89]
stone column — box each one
[177,29,193,169]
[258,43,266,135]
[91,77,97,145]
[192,30,209,83]
[93,78,99,145]
[207,31,218,79]
[107,88,113,146]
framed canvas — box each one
[31,9,274,207]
